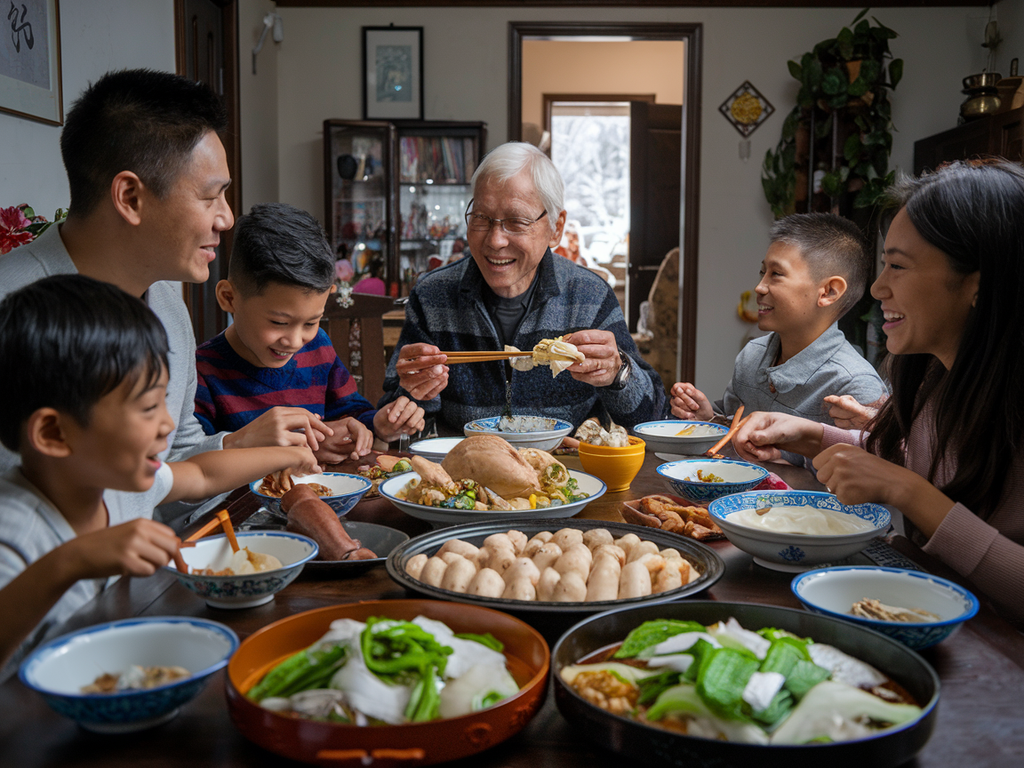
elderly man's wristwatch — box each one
[607,353,632,391]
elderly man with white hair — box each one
[379,141,666,433]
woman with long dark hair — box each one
[734,159,1024,627]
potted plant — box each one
[762,9,903,218]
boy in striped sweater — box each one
[195,203,423,463]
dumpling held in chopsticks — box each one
[505,336,585,377]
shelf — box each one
[399,180,473,187]
[325,118,486,297]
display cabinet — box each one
[324,119,486,297]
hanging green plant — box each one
[762,8,903,218]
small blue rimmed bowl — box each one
[169,530,318,609]
[249,472,371,517]
[792,565,980,650]
[631,420,728,455]
[656,458,769,503]
[463,416,573,451]
[19,616,238,733]
[709,490,891,572]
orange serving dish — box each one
[226,599,549,767]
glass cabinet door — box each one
[323,120,396,292]
[396,128,483,295]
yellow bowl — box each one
[577,436,646,493]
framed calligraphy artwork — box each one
[1,0,62,125]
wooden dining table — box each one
[2,449,1023,767]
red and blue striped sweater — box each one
[195,329,376,435]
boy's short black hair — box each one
[61,68,227,216]
[0,275,169,452]
[769,212,871,318]
[227,203,336,295]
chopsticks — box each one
[440,350,534,364]
[175,510,239,575]
[171,540,196,574]
[183,509,239,552]
[706,406,750,456]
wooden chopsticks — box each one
[176,510,239,575]
[440,350,534,364]
[706,406,750,456]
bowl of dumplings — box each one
[575,418,646,493]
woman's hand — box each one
[823,394,880,430]
[813,444,955,537]
[395,343,449,400]
[733,412,824,463]
[670,382,713,421]
[563,330,621,387]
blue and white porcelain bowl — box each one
[791,566,980,650]
[463,416,574,451]
[249,472,372,517]
[656,458,769,503]
[19,616,238,733]
[169,531,318,609]
[709,490,891,571]
[631,420,728,455]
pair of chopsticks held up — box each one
[439,350,534,364]
[171,510,239,574]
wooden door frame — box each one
[509,22,701,383]
[174,0,240,331]
[541,92,655,146]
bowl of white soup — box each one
[708,491,890,571]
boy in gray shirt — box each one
[671,213,887,426]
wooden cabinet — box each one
[323,119,486,297]
[914,107,1024,174]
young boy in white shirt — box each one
[0,275,319,676]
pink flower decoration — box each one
[334,258,355,283]
[1,206,34,255]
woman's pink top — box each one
[822,412,1024,628]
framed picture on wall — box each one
[0,0,63,125]
[362,26,423,121]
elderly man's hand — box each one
[563,330,622,387]
[396,343,449,400]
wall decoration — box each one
[719,81,773,138]
[362,26,423,121]
[0,0,62,125]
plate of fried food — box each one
[620,493,726,541]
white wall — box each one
[267,5,986,395]
[238,0,280,211]
[0,0,175,218]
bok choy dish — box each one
[560,617,924,745]
[246,615,518,724]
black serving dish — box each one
[241,516,409,578]
[552,600,939,768]
[386,518,725,639]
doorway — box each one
[175,0,240,343]
[510,22,702,384]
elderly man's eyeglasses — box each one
[464,200,548,235]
